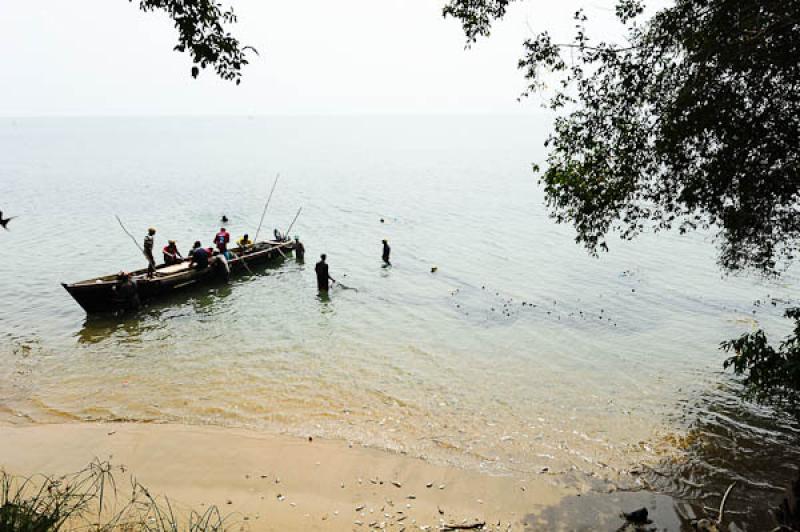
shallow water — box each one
[1,116,798,528]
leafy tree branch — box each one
[446,0,800,275]
[134,0,256,83]
[723,308,800,411]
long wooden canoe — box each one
[63,240,294,313]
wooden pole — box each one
[283,207,303,239]
[254,173,279,243]
[115,215,145,254]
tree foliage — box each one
[134,0,255,83]
[444,0,800,410]
[723,308,800,410]
[445,0,800,275]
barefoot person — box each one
[315,254,335,292]
[143,227,157,274]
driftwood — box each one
[441,522,485,531]
[716,481,736,527]
[694,482,737,532]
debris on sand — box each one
[441,521,486,530]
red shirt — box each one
[215,230,230,251]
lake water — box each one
[1,116,798,528]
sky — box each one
[0,0,641,116]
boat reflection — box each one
[75,259,285,345]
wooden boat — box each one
[63,240,294,313]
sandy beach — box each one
[0,422,682,531]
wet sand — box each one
[0,422,572,530]
[0,422,689,530]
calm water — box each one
[1,116,798,527]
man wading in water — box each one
[315,254,335,292]
[382,239,391,266]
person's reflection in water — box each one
[78,313,148,345]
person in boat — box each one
[162,240,182,265]
[237,233,253,248]
[315,254,335,291]
[215,227,230,255]
[273,228,285,242]
[143,227,157,275]
[382,239,391,266]
[189,241,209,270]
[294,237,305,262]
[114,271,140,310]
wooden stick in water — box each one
[716,481,736,527]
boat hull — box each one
[63,241,293,314]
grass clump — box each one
[0,459,227,531]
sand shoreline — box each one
[0,422,681,530]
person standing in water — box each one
[215,227,230,255]
[315,254,335,291]
[294,237,305,262]
[143,227,157,275]
[114,271,140,311]
[382,239,391,266]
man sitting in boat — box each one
[162,240,183,265]
[273,228,286,242]
[237,233,253,248]
[189,241,209,270]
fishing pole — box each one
[254,173,279,243]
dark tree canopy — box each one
[445,0,800,275]
[134,0,255,83]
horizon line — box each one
[0,110,552,120]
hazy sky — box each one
[0,1,639,116]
